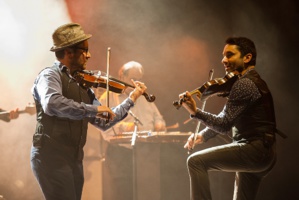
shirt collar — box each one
[54,60,69,73]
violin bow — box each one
[106,47,111,107]
[188,69,214,154]
[103,47,112,124]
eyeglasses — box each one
[73,47,89,54]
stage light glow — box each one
[0,1,71,199]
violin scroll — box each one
[173,97,186,110]
[143,93,156,102]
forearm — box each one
[199,127,219,142]
[191,109,232,134]
[91,98,134,131]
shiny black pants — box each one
[187,140,276,200]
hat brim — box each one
[50,34,92,52]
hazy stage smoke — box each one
[0,0,298,199]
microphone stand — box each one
[130,111,143,146]
[129,111,143,200]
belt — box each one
[233,133,275,148]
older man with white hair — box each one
[99,60,166,200]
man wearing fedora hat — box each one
[30,23,147,200]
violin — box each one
[73,70,156,102]
[173,71,239,109]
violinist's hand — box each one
[129,80,147,102]
[184,132,204,150]
[179,91,197,115]
[96,106,116,121]
[9,108,19,120]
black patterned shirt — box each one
[192,74,262,142]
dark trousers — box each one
[188,139,276,200]
[30,141,84,200]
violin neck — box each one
[109,77,134,88]
[190,89,202,99]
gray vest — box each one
[32,63,94,160]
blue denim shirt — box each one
[31,61,134,131]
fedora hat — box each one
[50,23,92,52]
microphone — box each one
[129,111,143,126]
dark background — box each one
[65,0,299,199]
[0,0,298,199]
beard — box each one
[70,61,86,74]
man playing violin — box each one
[30,23,147,200]
[180,37,277,200]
